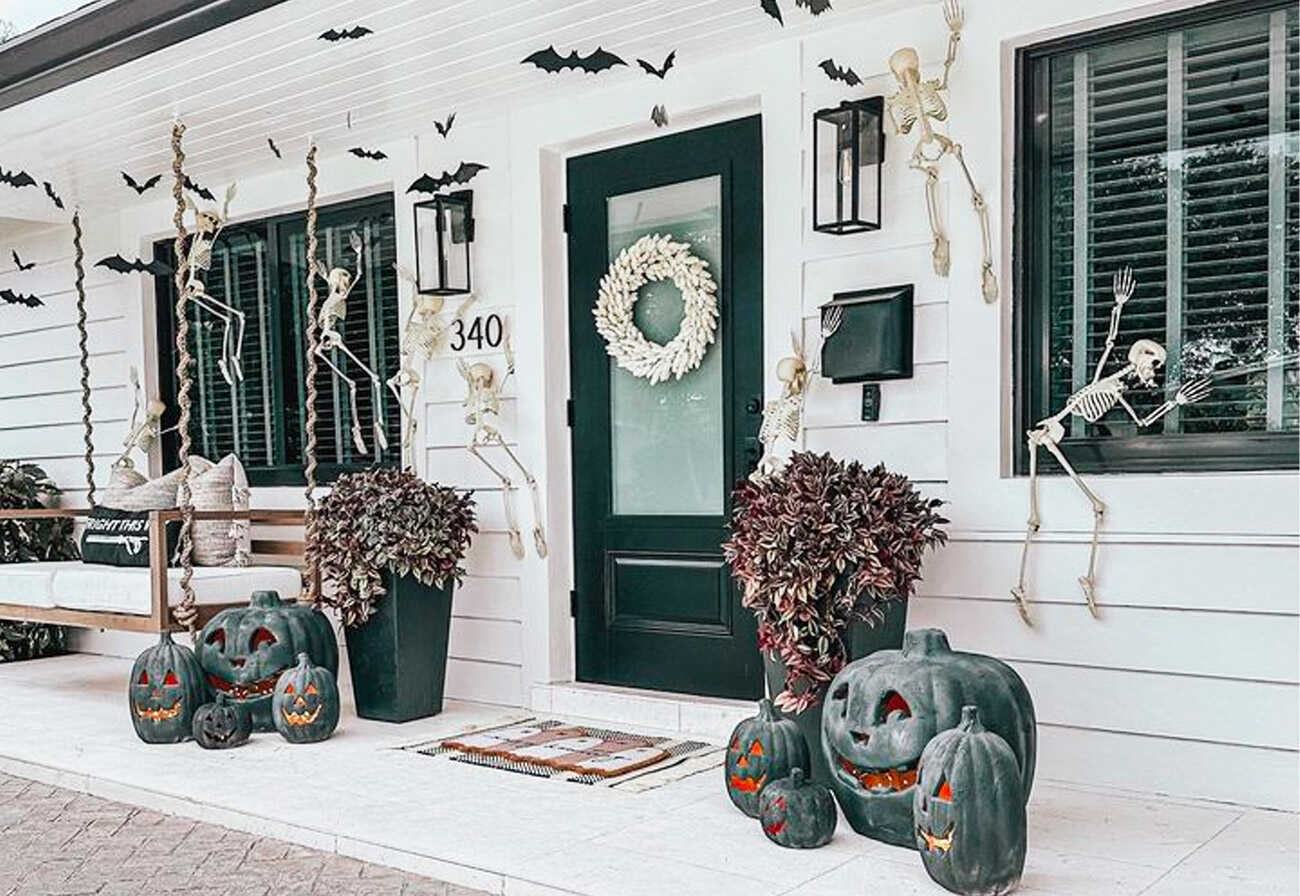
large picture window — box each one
[154,194,402,485]
[1015,0,1298,473]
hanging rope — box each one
[71,211,96,507]
[169,121,199,635]
[301,143,321,606]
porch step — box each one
[530,681,756,743]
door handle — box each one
[745,397,762,415]
[743,437,761,473]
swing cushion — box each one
[0,562,64,609]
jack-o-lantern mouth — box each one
[281,705,322,726]
[918,823,955,853]
[834,752,919,793]
[134,701,182,722]
[207,672,279,701]
[763,819,786,837]
[728,773,767,794]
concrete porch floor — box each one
[0,654,1294,896]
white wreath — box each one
[594,233,719,384]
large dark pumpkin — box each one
[197,590,338,731]
[758,768,837,849]
[820,628,1035,847]
[128,631,207,744]
[192,693,252,750]
[271,653,340,744]
[914,706,1027,895]
[725,698,810,818]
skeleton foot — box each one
[533,526,548,558]
[981,264,998,304]
[217,358,236,388]
[1010,586,1034,626]
[374,422,389,453]
[1078,577,1100,618]
[932,234,951,277]
[351,423,367,456]
[507,529,525,559]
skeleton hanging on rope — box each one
[182,184,246,385]
[113,366,166,472]
[885,0,997,302]
[753,330,813,480]
[458,334,547,559]
[1011,267,1214,625]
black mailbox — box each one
[819,285,913,384]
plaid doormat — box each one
[402,717,722,791]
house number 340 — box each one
[449,313,504,352]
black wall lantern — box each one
[413,190,474,295]
[812,97,884,234]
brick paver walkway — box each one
[0,772,490,896]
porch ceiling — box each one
[0,0,886,219]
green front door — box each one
[567,116,764,700]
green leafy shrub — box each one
[0,461,76,661]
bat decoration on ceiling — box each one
[183,175,215,202]
[407,162,488,195]
[43,182,64,209]
[96,255,173,277]
[434,112,456,138]
[122,171,162,195]
[651,105,669,128]
[760,0,784,25]
[522,46,626,75]
[267,138,282,159]
[0,168,37,190]
[348,147,388,161]
[319,26,372,42]
[796,0,832,14]
[818,58,861,86]
[1,289,43,308]
[637,51,676,79]
[11,250,35,272]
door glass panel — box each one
[607,175,723,515]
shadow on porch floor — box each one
[0,654,1293,896]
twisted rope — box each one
[71,211,96,507]
[301,144,321,606]
[169,121,198,634]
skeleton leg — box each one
[386,372,420,471]
[468,439,525,558]
[316,347,368,455]
[190,290,246,386]
[910,154,949,277]
[1040,439,1106,618]
[494,440,548,558]
[333,341,389,454]
[949,142,998,303]
[1010,434,1041,626]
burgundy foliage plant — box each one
[723,452,947,713]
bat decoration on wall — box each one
[267,138,282,159]
[1,289,43,308]
[637,51,676,79]
[319,26,372,41]
[96,255,173,276]
[819,58,861,86]
[796,0,832,14]
[0,168,37,190]
[434,113,456,138]
[407,162,488,194]
[760,0,784,25]
[651,105,669,128]
[183,175,215,202]
[122,171,162,195]
[348,147,388,160]
[522,46,626,74]
[11,251,35,271]
[43,182,64,209]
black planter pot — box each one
[344,570,454,723]
[761,597,908,785]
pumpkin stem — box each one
[959,705,985,733]
[757,698,776,720]
[790,767,805,787]
[250,590,282,608]
[297,652,311,665]
[902,628,951,657]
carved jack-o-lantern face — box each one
[271,653,340,744]
[724,699,810,818]
[758,768,837,849]
[128,631,207,744]
[191,694,252,750]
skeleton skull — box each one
[327,267,353,295]
[193,210,220,235]
[1127,339,1166,386]
[889,46,921,86]
[776,355,807,393]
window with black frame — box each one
[154,194,402,485]
[1015,1,1298,474]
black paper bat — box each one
[651,105,669,128]
[348,147,388,160]
[267,137,282,159]
[183,175,215,202]
[122,171,162,195]
[434,112,456,138]
[96,255,172,276]
[796,0,832,14]
[819,58,861,86]
[406,162,488,195]
[319,26,372,41]
[522,46,626,75]
[0,168,37,190]
[43,181,64,209]
[760,0,784,25]
[1,289,42,308]
[11,250,35,271]
[637,51,676,79]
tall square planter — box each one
[344,570,454,723]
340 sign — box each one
[448,312,505,353]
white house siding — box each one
[1,0,1294,809]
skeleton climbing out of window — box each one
[313,232,388,457]
[1012,267,1214,626]
[753,330,813,480]
[183,184,246,386]
[458,334,547,559]
[885,0,997,302]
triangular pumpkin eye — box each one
[205,628,225,648]
[249,627,277,650]
[305,683,318,695]
[162,671,179,687]
[936,778,952,802]
[137,670,150,686]
[880,691,911,721]
[749,740,765,757]
[283,683,295,695]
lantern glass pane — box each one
[815,111,853,230]
[442,201,470,293]
[856,106,881,227]
[414,202,441,292]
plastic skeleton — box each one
[1012,268,1214,625]
[314,232,389,456]
[113,366,166,471]
[752,331,812,480]
[183,185,246,386]
[458,337,548,559]
[885,0,997,303]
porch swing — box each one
[0,123,317,634]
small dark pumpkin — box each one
[914,706,1027,896]
[758,768,837,849]
[271,653,340,743]
[725,698,810,818]
[820,628,1036,847]
[128,631,207,744]
[191,693,252,750]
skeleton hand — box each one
[1112,266,1135,306]
[943,0,963,34]
[1174,377,1213,406]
